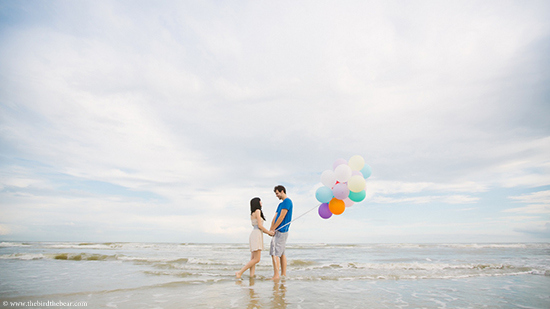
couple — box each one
[236,185,293,281]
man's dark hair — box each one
[274,185,286,194]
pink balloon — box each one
[344,198,355,207]
[318,203,332,219]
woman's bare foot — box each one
[235,272,242,279]
[271,275,280,281]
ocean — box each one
[1,241,549,308]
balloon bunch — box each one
[316,155,372,219]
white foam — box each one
[0,242,32,247]
[0,253,46,260]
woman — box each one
[236,197,274,279]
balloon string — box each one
[275,204,319,231]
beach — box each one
[1,242,549,308]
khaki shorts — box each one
[270,231,289,257]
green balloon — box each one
[348,190,366,202]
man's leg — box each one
[271,255,280,280]
[280,254,287,277]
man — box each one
[269,185,293,280]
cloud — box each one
[508,190,550,204]
[490,137,550,188]
[365,180,483,206]
[1,0,549,243]
[0,224,11,236]
[369,180,488,195]
[505,190,550,214]
[514,222,550,238]
[504,205,550,214]
[371,195,480,205]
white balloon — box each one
[320,170,337,188]
[334,164,352,183]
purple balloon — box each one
[332,158,347,170]
[318,203,332,219]
[332,182,350,200]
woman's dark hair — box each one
[250,197,266,221]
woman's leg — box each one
[236,250,261,279]
[250,251,261,277]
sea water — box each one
[1,242,549,308]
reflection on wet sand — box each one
[246,278,260,309]
[270,279,287,309]
[237,277,288,309]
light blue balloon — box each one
[349,190,366,202]
[315,186,333,203]
[360,164,372,179]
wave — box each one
[2,253,546,282]
[436,243,550,249]
[0,241,215,250]
[0,242,33,248]
[297,262,531,271]
[287,270,537,281]
[0,252,241,267]
[2,241,548,250]
[137,267,541,282]
[281,243,550,251]
[290,259,317,267]
[3,251,544,275]
[0,252,119,261]
[0,253,46,260]
[285,260,550,278]
[2,241,548,282]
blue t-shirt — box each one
[275,198,293,233]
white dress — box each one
[249,218,264,252]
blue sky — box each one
[1,0,549,243]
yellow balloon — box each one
[329,198,346,215]
[348,175,367,192]
[348,155,365,171]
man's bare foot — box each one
[271,275,280,281]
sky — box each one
[0,0,549,244]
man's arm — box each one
[269,214,277,231]
[271,209,288,231]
